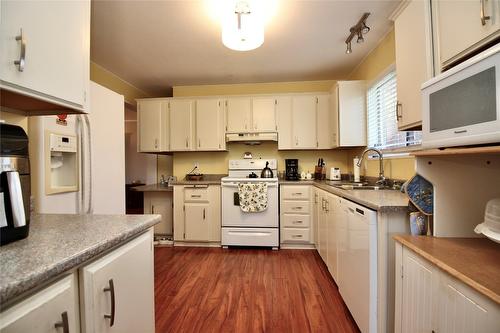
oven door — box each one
[222,181,278,228]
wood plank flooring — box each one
[154,247,360,333]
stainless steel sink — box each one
[333,184,392,191]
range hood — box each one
[226,132,278,144]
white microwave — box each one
[422,44,500,149]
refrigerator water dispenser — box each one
[46,133,78,194]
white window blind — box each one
[367,71,421,150]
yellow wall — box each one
[347,28,416,180]
[0,111,29,132]
[90,62,152,105]
[169,80,349,179]
[173,142,348,179]
[173,80,336,97]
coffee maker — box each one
[0,124,31,246]
[285,159,299,181]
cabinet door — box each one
[184,203,210,241]
[145,192,173,235]
[292,95,317,149]
[226,97,251,132]
[436,274,500,333]
[252,97,276,131]
[394,0,433,130]
[0,0,90,109]
[436,0,500,67]
[170,99,194,151]
[276,96,293,149]
[80,230,155,333]
[196,99,224,150]
[318,192,328,262]
[397,248,436,333]
[316,94,332,149]
[312,189,320,245]
[337,81,366,146]
[326,194,339,281]
[138,100,168,152]
[330,86,339,148]
[0,274,79,333]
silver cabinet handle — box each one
[480,0,491,25]
[154,138,158,149]
[292,192,303,195]
[203,208,206,220]
[295,136,299,145]
[198,138,201,148]
[454,129,467,134]
[54,311,69,333]
[325,201,330,212]
[292,220,303,224]
[292,234,303,238]
[191,194,202,198]
[292,206,303,210]
[185,138,189,148]
[314,194,318,204]
[103,279,116,327]
[396,101,402,121]
[151,205,155,214]
[321,198,325,210]
[14,29,26,72]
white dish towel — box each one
[238,182,268,213]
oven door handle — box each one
[222,183,278,188]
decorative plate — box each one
[406,174,434,216]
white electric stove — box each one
[221,159,279,249]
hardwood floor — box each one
[154,247,360,333]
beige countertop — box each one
[394,235,500,305]
[171,174,227,185]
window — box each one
[367,70,421,151]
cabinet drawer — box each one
[184,187,208,202]
[282,214,311,228]
[282,186,311,200]
[282,228,311,243]
[282,201,310,214]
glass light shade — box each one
[221,1,265,51]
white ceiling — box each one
[91,0,400,96]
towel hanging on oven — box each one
[238,182,268,213]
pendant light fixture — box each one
[221,0,265,51]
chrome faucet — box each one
[357,148,386,186]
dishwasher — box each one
[338,199,377,333]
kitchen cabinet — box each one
[395,243,500,333]
[318,190,329,262]
[226,97,252,132]
[276,96,293,149]
[316,94,334,149]
[137,99,169,152]
[0,0,90,113]
[144,191,173,235]
[80,230,155,333]
[332,81,367,147]
[169,99,195,151]
[433,0,500,69]
[173,185,221,243]
[0,274,79,333]
[326,193,340,281]
[251,96,277,131]
[292,95,317,149]
[195,98,225,151]
[392,0,434,130]
[312,188,320,245]
[280,185,313,246]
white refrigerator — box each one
[29,82,125,214]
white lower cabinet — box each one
[80,230,155,333]
[280,185,313,246]
[0,274,79,333]
[144,191,173,235]
[173,185,221,243]
[395,244,500,333]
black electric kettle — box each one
[261,161,274,178]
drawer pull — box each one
[14,29,26,72]
[292,206,303,210]
[103,279,116,327]
[191,195,202,198]
[292,192,303,195]
[292,221,303,224]
[292,235,303,238]
[54,311,69,333]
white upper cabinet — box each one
[226,97,252,132]
[137,99,169,152]
[292,95,317,149]
[276,96,293,149]
[251,97,277,131]
[333,81,367,147]
[392,0,434,130]
[434,0,500,68]
[316,94,333,149]
[0,0,90,113]
[195,98,225,151]
[169,99,194,151]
